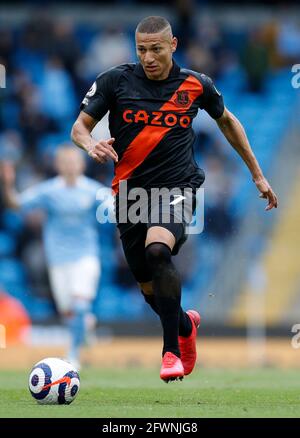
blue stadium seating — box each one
[1,18,297,323]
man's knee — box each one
[139,281,153,296]
[72,297,91,315]
[138,281,158,310]
[145,226,175,251]
[145,242,172,269]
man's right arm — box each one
[71,68,120,164]
[71,111,118,164]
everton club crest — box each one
[175,90,190,107]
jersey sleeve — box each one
[18,182,48,212]
[198,74,224,119]
[80,68,118,121]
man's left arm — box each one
[216,107,278,211]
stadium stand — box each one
[0,6,299,329]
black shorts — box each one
[115,188,197,283]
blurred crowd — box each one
[0,3,299,315]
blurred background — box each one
[0,0,299,369]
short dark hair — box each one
[136,16,172,34]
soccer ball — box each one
[28,357,80,405]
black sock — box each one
[142,293,192,337]
[179,311,193,337]
[145,242,187,358]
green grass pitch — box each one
[0,367,300,418]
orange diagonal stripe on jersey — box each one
[112,75,203,194]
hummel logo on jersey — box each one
[170,195,186,206]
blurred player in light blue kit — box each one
[1,146,110,369]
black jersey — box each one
[80,61,224,194]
